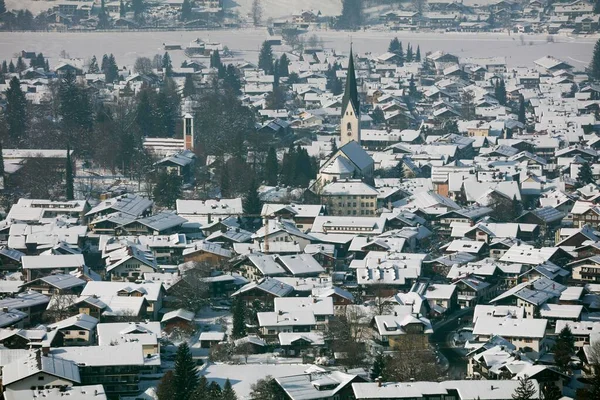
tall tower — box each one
[340,46,360,146]
[183,113,194,151]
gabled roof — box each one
[2,350,80,386]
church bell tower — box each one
[340,46,360,146]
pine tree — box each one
[210,50,222,69]
[157,370,176,400]
[415,46,421,62]
[396,158,405,182]
[220,163,231,197]
[207,382,222,399]
[174,343,199,400]
[371,352,386,380]
[105,54,119,83]
[191,376,208,400]
[221,379,237,400]
[577,162,594,187]
[409,74,418,99]
[224,64,241,94]
[495,79,507,105]
[183,75,196,97]
[65,144,74,200]
[5,76,27,142]
[258,41,274,74]
[162,52,173,77]
[232,297,246,339]
[0,0,6,14]
[44,59,50,72]
[101,54,109,72]
[16,57,26,73]
[388,37,401,54]
[265,147,278,186]
[338,0,363,29]
[371,107,385,124]
[1,60,7,74]
[540,383,561,400]
[243,179,263,215]
[512,375,536,400]
[0,140,4,180]
[136,88,155,136]
[278,54,289,77]
[153,171,182,208]
[595,0,600,14]
[406,44,413,62]
[591,39,600,81]
[397,41,405,65]
[518,95,526,124]
[89,55,99,73]
[132,0,144,16]
[8,60,15,73]
[120,0,126,17]
[181,0,192,21]
[511,195,522,220]
[35,53,45,69]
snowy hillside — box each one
[224,0,343,20]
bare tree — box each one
[170,262,212,312]
[251,0,262,26]
[370,285,395,316]
[45,294,77,323]
[412,0,425,15]
[134,57,153,75]
[382,340,441,381]
[326,305,371,368]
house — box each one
[320,180,379,217]
[261,204,325,231]
[4,386,107,400]
[177,199,244,225]
[21,254,86,282]
[182,242,233,265]
[472,315,548,352]
[2,349,80,392]
[85,194,152,222]
[0,291,50,325]
[372,313,433,349]
[49,343,160,396]
[154,150,196,184]
[317,141,375,186]
[97,321,161,356]
[48,313,98,346]
[161,308,195,332]
[20,274,87,295]
[231,277,294,305]
[275,369,366,400]
[104,245,157,281]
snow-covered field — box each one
[200,363,311,399]
[0,29,596,69]
[225,0,343,19]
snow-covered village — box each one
[3,1,600,400]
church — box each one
[316,47,374,187]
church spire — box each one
[342,46,359,117]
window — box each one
[347,122,352,130]
[38,376,45,381]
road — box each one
[430,307,472,380]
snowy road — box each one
[0,29,596,68]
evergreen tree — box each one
[278,54,289,77]
[388,38,401,54]
[162,52,173,77]
[1,60,7,74]
[34,53,45,69]
[330,138,337,155]
[511,195,522,220]
[415,45,421,62]
[101,54,109,73]
[59,70,93,134]
[44,59,50,72]
[136,88,155,136]
[153,171,182,208]
[210,50,222,69]
[183,75,196,97]
[540,383,561,400]
[120,0,126,17]
[220,164,231,198]
[221,379,237,400]
[512,375,536,400]
[258,41,274,74]
[181,0,192,21]
[132,0,144,16]
[397,41,405,65]
[396,158,405,182]
[89,56,99,73]
[224,64,242,94]
[583,372,600,400]
[338,0,363,29]
[207,382,222,399]
[371,352,386,380]
[65,144,74,200]
[591,39,600,81]
[495,79,507,105]
[243,178,263,215]
[15,57,26,73]
[595,0,600,15]
[5,76,27,141]
[105,54,119,83]
[371,107,385,124]
[191,376,209,400]
[406,44,413,62]
[0,141,4,180]
[157,370,176,400]
[8,60,14,73]
[174,343,199,400]
[232,297,246,339]
[0,0,5,14]
[409,74,418,99]
[518,95,526,124]
[265,147,278,186]
[577,162,594,187]
[98,0,110,29]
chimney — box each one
[41,346,50,356]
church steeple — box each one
[340,46,361,146]
[342,46,360,117]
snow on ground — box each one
[0,29,596,69]
[6,0,55,14]
[200,362,311,399]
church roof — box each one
[322,156,355,175]
[342,47,360,116]
[339,141,373,171]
